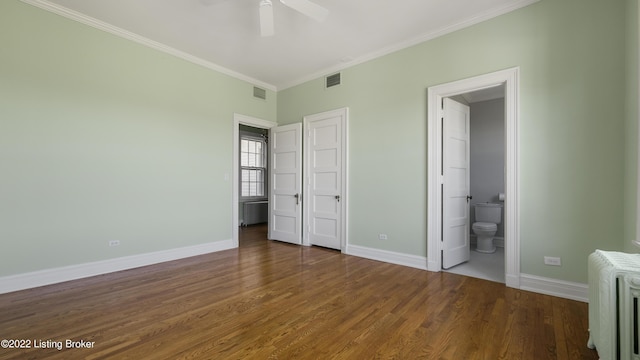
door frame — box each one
[303,107,349,251]
[426,67,520,288]
[232,113,277,247]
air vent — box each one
[325,73,341,88]
[253,86,266,100]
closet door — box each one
[304,108,348,251]
[269,123,302,244]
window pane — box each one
[240,137,266,198]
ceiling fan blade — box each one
[279,0,328,22]
[259,0,274,37]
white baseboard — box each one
[519,273,588,302]
[0,239,235,295]
[346,244,587,302]
[345,244,428,270]
[2,240,588,303]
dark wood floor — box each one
[0,224,598,359]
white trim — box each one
[279,0,539,90]
[233,114,277,246]
[520,274,588,303]
[346,245,587,302]
[303,108,349,251]
[427,67,521,289]
[19,0,277,92]
[346,245,428,271]
[0,239,234,295]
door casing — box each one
[427,67,520,288]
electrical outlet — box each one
[544,256,561,266]
[378,234,388,240]
[108,240,120,247]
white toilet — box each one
[472,203,502,253]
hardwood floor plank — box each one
[0,225,598,359]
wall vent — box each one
[253,86,266,100]
[325,73,341,88]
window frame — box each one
[239,133,268,200]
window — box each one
[240,136,266,198]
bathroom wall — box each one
[470,98,505,238]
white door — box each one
[304,109,347,250]
[269,123,302,245]
[442,98,471,269]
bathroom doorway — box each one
[444,89,505,283]
[427,67,521,289]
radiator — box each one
[587,250,640,360]
[242,201,268,226]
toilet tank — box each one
[474,203,502,224]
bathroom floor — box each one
[444,246,505,283]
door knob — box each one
[294,193,300,205]
[466,195,473,203]
[335,195,341,202]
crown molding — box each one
[21,0,539,92]
[279,0,540,90]
[19,0,278,92]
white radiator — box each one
[587,250,640,360]
[242,201,268,226]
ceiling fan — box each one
[259,0,329,37]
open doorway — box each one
[232,114,277,248]
[427,67,521,289]
[238,125,269,247]
[238,125,269,225]
[443,88,506,283]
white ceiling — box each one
[24,0,537,90]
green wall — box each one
[0,1,276,276]
[625,0,640,254]
[2,0,638,285]
[278,0,631,283]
